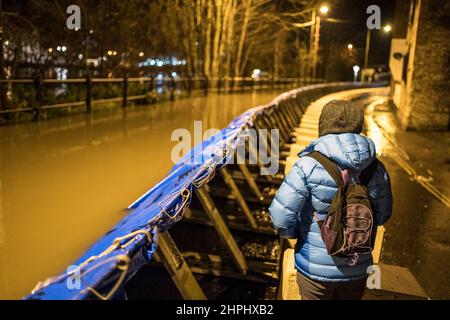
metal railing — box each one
[0,76,323,119]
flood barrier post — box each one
[0,80,5,112]
[149,75,154,93]
[229,77,234,93]
[217,77,222,93]
[195,188,248,274]
[85,76,92,113]
[156,230,207,300]
[220,167,258,229]
[187,75,192,97]
[169,75,176,101]
[203,76,208,96]
[122,76,128,108]
[33,74,43,120]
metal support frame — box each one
[195,188,248,274]
[247,131,273,182]
[155,230,206,300]
[183,252,278,283]
[220,167,258,229]
[238,163,264,201]
[183,207,276,235]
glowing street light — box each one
[139,52,145,57]
[353,65,360,82]
[383,25,392,33]
[347,44,353,49]
[48,48,53,53]
[251,68,261,79]
[319,5,329,15]
[107,50,113,56]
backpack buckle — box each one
[341,169,350,186]
[348,252,359,266]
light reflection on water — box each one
[0,90,284,299]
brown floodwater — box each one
[0,90,285,299]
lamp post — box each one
[290,4,335,81]
[310,5,329,80]
[361,29,371,81]
[361,24,392,82]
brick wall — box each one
[398,0,450,131]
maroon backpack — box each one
[306,151,380,265]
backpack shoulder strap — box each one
[359,158,380,185]
[306,151,344,187]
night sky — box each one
[320,0,397,67]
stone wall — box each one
[397,0,450,131]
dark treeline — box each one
[0,0,391,81]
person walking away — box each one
[269,100,393,300]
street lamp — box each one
[353,65,360,82]
[347,44,353,49]
[319,5,329,15]
[309,4,330,79]
[291,4,331,80]
[361,25,392,82]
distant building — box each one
[389,0,450,131]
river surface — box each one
[0,90,285,299]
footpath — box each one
[280,87,443,299]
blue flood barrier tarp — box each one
[25,102,270,300]
[25,83,356,300]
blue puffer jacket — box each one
[269,133,392,282]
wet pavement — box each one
[361,95,450,299]
[0,90,286,299]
